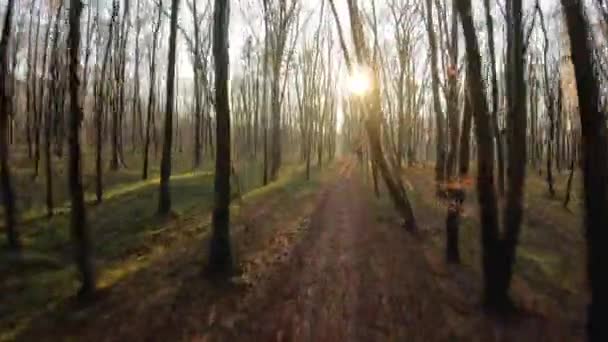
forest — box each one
[1,0,607,340]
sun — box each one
[347,66,372,96]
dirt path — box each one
[224,162,448,341]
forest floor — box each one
[2,157,588,341]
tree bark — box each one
[67,0,96,298]
[482,0,505,197]
[143,2,162,180]
[500,0,526,309]
[456,0,503,310]
[424,0,446,195]
[158,0,180,215]
[0,0,20,253]
[208,0,233,275]
[560,1,608,340]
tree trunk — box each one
[500,0,526,310]
[482,0,505,197]
[424,0,446,195]
[158,0,180,215]
[456,0,503,310]
[208,0,233,275]
[45,1,65,217]
[67,0,95,298]
[0,0,20,253]
[459,83,473,177]
[143,2,162,180]
[561,2,608,340]
[563,159,575,209]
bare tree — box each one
[158,0,181,215]
[67,0,95,297]
[208,0,233,275]
[423,0,446,195]
[560,1,608,339]
[143,0,163,180]
[0,0,20,253]
[456,0,526,311]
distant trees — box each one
[67,0,95,297]
[0,0,20,253]
[261,0,300,181]
[208,0,232,275]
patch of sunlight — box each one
[98,246,167,289]
[19,171,212,223]
[242,165,305,201]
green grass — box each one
[0,155,326,341]
[392,166,586,317]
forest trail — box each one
[222,160,448,341]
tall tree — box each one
[423,0,446,195]
[0,0,20,253]
[482,0,505,196]
[500,0,527,309]
[262,0,299,181]
[143,0,163,180]
[45,0,65,217]
[456,0,525,311]
[329,0,418,231]
[208,0,233,275]
[560,1,608,340]
[67,0,95,297]
[158,0,181,215]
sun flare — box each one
[347,66,372,96]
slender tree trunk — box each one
[563,159,575,209]
[208,0,232,275]
[45,2,64,217]
[143,2,162,180]
[499,0,526,309]
[96,1,117,201]
[445,2,461,264]
[459,83,473,177]
[25,1,35,160]
[158,0,180,215]
[424,0,446,195]
[456,0,503,310]
[68,0,95,298]
[33,9,49,180]
[482,0,505,197]
[0,0,20,253]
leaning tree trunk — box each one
[456,0,503,310]
[424,0,446,195]
[208,0,233,275]
[157,0,180,215]
[334,0,418,231]
[67,0,95,298]
[0,0,20,253]
[142,2,162,181]
[560,1,608,340]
